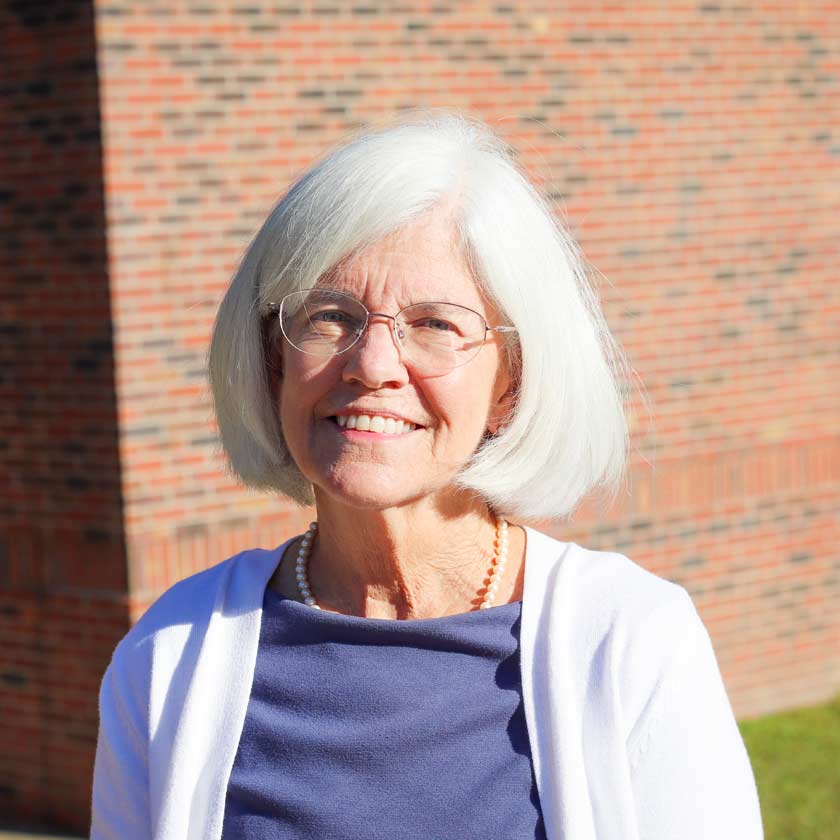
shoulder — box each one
[524,526,708,732]
[107,545,281,675]
[526,524,691,620]
[570,542,703,678]
[525,525,703,674]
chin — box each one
[313,468,430,511]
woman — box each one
[90,111,764,839]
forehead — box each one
[319,214,489,312]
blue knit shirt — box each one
[222,585,546,839]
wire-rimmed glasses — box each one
[267,288,517,373]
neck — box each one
[302,489,518,620]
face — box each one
[269,211,513,513]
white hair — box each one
[208,109,634,522]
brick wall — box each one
[2,0,838,833]
[0,0,128,832]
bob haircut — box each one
[208,109,633,522]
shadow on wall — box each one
[0,0,128,834]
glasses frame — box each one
[266,287,517,372]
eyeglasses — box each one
[267,288,517,373]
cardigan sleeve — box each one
[626,595,764,839]
[90,637,152,840]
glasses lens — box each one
[279,289,366,356]
[398,302,487,371]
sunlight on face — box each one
[273,211,512,513]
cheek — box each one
[277,363,339,436]
[278,358,331,404]
[273,374,302,435]
[432,379,493,433]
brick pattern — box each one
[0,0,128,832]
[2,0,839,833]
[0,591,125,831]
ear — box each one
[263,322,284,398]
[487,355,517,435]
[270,351,283,394]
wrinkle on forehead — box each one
[314,209,497,317]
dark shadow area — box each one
[0,0,127,833]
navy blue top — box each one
[222,585,546,840]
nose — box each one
[340,313,409,388]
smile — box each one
[328,415,421,438]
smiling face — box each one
[269,211,513,513]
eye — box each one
[312,309,352,323]
[417,318,455,332]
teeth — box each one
[333,414,417,434]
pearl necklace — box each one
[295,516,510,612]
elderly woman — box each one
[90,112,763,839]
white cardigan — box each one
[91,525,764,839]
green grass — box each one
[738,692,840,840]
